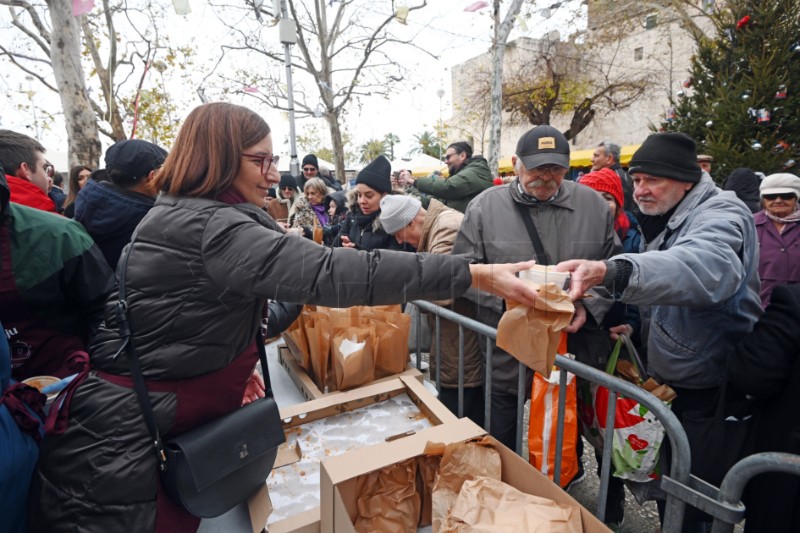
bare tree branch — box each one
[0,44,58,91]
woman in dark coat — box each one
[722,167,761,214]
[28,102,538,532]
[335,155,411,251]
[728,284,800,533]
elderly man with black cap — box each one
[299,153,342,191]
[453,124,621,513]
[558,132,762,529]
[75,139,168,270]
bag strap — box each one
[115,243,272,473]
[514,203,550,265]
[605,334,648,381]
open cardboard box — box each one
[320,417,612,533]
[277,344,424,401]
[256,375,459,533]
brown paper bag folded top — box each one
[439,476,583,533]
[496,283,574,378]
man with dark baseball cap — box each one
[75,139,168,269]
[453,124,621,519]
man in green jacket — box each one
[410,141,493,213]
[0,165,113,381]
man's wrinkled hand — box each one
[555,259,607,301]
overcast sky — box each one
[0,0,584,169]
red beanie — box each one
[580,168,630,237]
[580,168,624,209]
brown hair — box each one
[64,165,93,209]
[153,103,271,197]
[0,129,46,175]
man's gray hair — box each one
[597,141,621,164]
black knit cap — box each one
[628,132,703,183]
[302,154,319,170]
[356,155,392,194]
[279,173,297,189]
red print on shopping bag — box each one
[627,434,649,451]
[595,388,645,429]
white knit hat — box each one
[379,195,422,235]
[760,173,800,198]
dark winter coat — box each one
[728,284,800,533]
[323,190,348,245]
[413,156,493,213]
[74,178,155,270]
[723,168,762,214]
[334,190,411,251]
[30,194,472,532]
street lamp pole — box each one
[436,88,445,162]
[278,0,300,178]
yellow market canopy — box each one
[497,144,641,174]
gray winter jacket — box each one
[31,194,472,532]
[610,175,762,389]
[453,179,620,392]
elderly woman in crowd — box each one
[755,173,800,307]
[290,177,329,242]
[29,102,538,532]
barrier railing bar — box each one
[552,368,568,488]
[597,390,618,522]
[434,314,441,391]
[411,301,691,532]
[457,325,464,418]
[484,336,492,432]
[711,452,800,533]
[414,305,423,372]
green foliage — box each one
[411,130,443,159]
[661,0,800,181]
[359,138,389,163]
[383,133,400,159]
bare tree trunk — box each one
[488,0,524,176]
[45,0,101,167]
[326,112,346,184]
[45,0,102,166]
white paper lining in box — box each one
[267,393,434,525]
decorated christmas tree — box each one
[660,0,800,182]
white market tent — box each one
[390,154,447,177]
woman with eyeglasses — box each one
[29,102,539,532]
[63,165,93,218]
[266,173,298,228]
[755,172,800,307]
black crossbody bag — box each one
[115,243,285,518]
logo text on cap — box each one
[538,137,556,150]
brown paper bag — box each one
[496,283,574,378]
[430,437,502,533]
[373,317,411,377]
[354,458,420,533]
[281,308,312,370]
[306,310,332,391]
[332,325,376,390]
[439,477,583,533]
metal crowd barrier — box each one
[407,300,800,533]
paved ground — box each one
[567,437,661,532]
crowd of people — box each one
[1,105,799,532]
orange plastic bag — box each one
[528,367,579,489]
